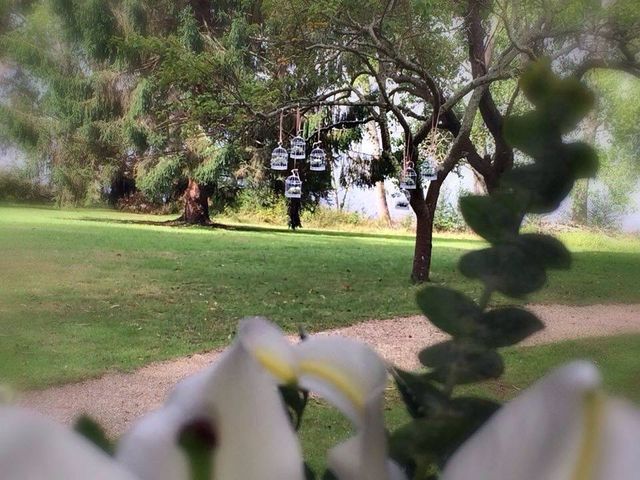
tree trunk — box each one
[572,179,589,224]
[410,181,441,283]
[288,198,302,230]
[572,113,598,224]
[375,181,392,226]
[182,178,210,224]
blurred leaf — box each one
[503,111,558,158]
[459,194,523,243]
[501,164,575,214]
[390,397,499,468]
[393,368,447,418]
[515,233,571,269]
[415,287,481,337]
[519,58,556,106]
[73,415,113,455]
[279,384,308,430]
[519,61,594,132]
[476,307,544,347]
[459,246,547,297]
[564,141,599,178]
[424,342,504,384]
[548,78,595,132]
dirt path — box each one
[19,304,640,437]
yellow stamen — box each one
[571,390,605,480]
[253,349,297,384]
[299,360,365,412]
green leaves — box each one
[393,369,447,419]
[73,415,113,455]
[400,59,597,480]
[515,234,571,270]
[459,246,547,297]
[419,341,504,384]
[476,308,544,348]
[415,287,481,337]
[519,60,595,132]
[459,194,524,243]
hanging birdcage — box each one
[285,169,302,199]
[271,145,289,170]
[236,175,246,188]
[400,162,417,190]
[290,135,306,160]
[422,156,438,181]
[394,190,411,210]
[309,145,326,171]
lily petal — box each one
[238,316,298,385]
[594,398,640,478]
[0,406,138,480]
[117,337,304,480]
[295,336,406,480]
[239,318,406,480]
[441,361,603,480]
[296,336,388,425]
[328,394,407,480]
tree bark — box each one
[572,113,599,224]
[410,181,442,283]
[375,181,392,227]
[572,179,589,224]
[181,178,210,224]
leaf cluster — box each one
[389,61,599,479]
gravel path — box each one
[19,304,640,437]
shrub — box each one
[0,170,53,203]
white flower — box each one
[240,317,407,480]
[0,406,138,480]
[441,361,640,480]
[0,317,406,480]
[116,325,304,480]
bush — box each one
[0,170,53,203]
[433,198,466,232]
[116,192,178,215]
[223,187,288,224]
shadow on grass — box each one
[77,216,477,244]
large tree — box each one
[261,0,640,281]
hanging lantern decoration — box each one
[422,156,438,181]
[236,174,246,188]
[309,143,326,171]
[271,110,289,170]
[290,107,306,160]
[285,169,302,198]
[400,161,417,190]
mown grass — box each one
[300,333,640,474]
[1,205,639,388]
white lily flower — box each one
[0,406,138,480]
[441,361,640,480]
[240,317,407,480]
[116,330,305,480]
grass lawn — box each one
[1,205,639,388]
[300,334,640,474]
